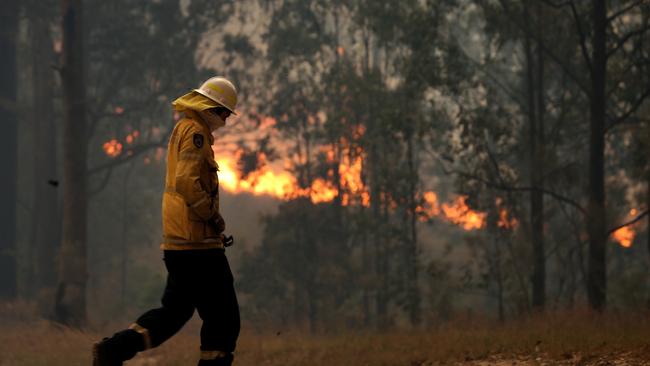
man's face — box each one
[210,108,231,123]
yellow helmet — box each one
[194,76,238,115]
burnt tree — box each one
[56,0,89,326]
[0,0,19,300]
[523,0,546,309]
[586,0,607,311]
[30,0,61,310]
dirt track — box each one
[458,352,649,366]
[126,353,650,366]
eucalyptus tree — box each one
[468,0,650,311]
[239,0,465,329]
[0,0,19,300]
[26,0,60,309]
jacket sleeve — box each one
[174,127,218,222]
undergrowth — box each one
[1,302,649,365]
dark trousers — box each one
[107,249,240,361]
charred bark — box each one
[587,0,607,311]
[55,0,88,326]
[0,0,19,300]
[30,5,61,311]
[524,0,545,309]
[405,127,420,325]
[644,7,650,309]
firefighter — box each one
[92,77,240,366]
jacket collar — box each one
[184,110,214,145]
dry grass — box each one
[1,304,650,365]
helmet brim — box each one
[193,88,238,116]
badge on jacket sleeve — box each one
[193,134,204,148]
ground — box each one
[1,304,650,365]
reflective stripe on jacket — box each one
[161,111,224,250]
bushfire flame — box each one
[441,196,487,230]
[216,152,296,198]
[101,123,511,233]
[103,139,123,158]
[611,208,639,248]
[612,226,634,248]
[495,197,518,229]
[212,145,368,205]
[417,191,487,231]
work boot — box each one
[197,353,234,366]
[92,329,143,366]
[92,338,122,366]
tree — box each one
[56,0,89,326]
[475,0,650,311]
[0,0,19,300]
[523,0,547,309]
[586,0,608,311]
[28,0,61,312]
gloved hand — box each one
[212,214,225,234]
[223,234,234,247]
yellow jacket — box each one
[161,110,224,250]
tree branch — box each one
[442,165,588,216]
[88,166,114,198]
[607,23,650,59]
[538,0,571,9]
[87,138,168,176]
[606,209,649,237]
[465,54,525,106]
[539,0,593,73]
[498,0,591,94]
[607,0,646,24]
[605,86,650,133]
[568,0,593,73]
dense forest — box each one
[1,0,649,338]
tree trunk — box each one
[0,0,19,300]
[534,6,546,310]
[495,241,504,322]
[30,5,61,311]
[374,137,391,330]
[55,0,88,326]
[376,193,390,329]
[405,128,420,325]
[645,122,650,308]
[587,0,607,311]
[524,0,545,309]
[369,148,383,329]
[120,165,132,308]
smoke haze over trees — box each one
[3,0,650,333]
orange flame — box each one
[417,191,441,219]
[612,226,634,248]
[212,139,369,206]
[308,178,339,203]
[214,151,362,205]
[103,139,123,158]
[611,208,639,248]
[338,152,369,206]
[215,151,297,198]
[497,208,518,229]
[495,198,518,229]
[417,191,487,231]
[441,196,486,230]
